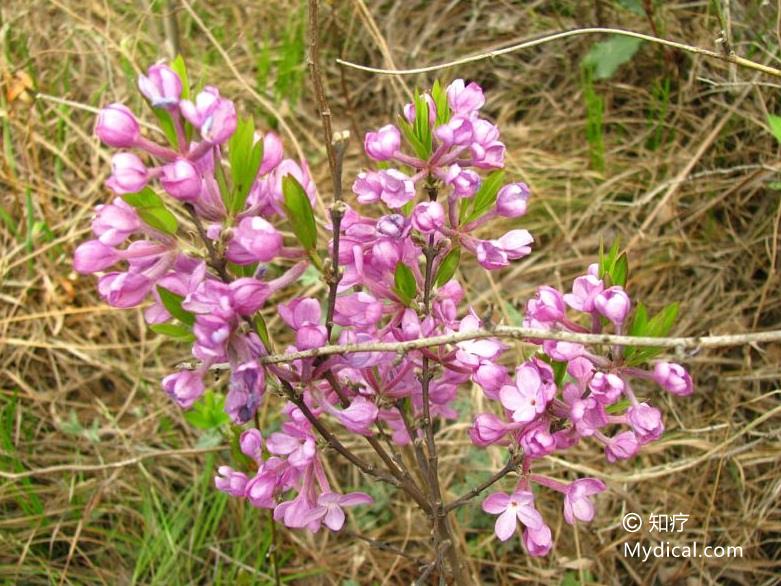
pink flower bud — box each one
[180,87,236,144]
[604,431,639,462]
[138,63,182,108]
[589,371,624,404]
[520,421,556,458]
[214,465,248,497]
[95,103,140,148]
[564,273,604,313]
[225,361,265,424]
[627,402,664,444]
[296,325,328,350]
[333,396,378,436]
[523,524,552,557]
[364,124,400,161]
[239,429,264,463]
[162,369,205,409]
[97,271,152,308]
[259,132,284,175]
[496,183,529,217]
[411,201,445,233]
[434,116,473,147]
[594,286,631,325]
[378,169,416,209]
[92,199,141,245]
[495,229,534,260]
[371,238,402,269]
[225,216,283,264]
[469,413,511,446]
[229,278,271,315]
[334,292,384,328]
[443,165,480,198]
[473,361,509,399]
[525,286,565,324]
[73,240,120,273]
[376,213,407,238]
[652,362,693,396]
[446,79,485,115]
[563,478,606,525]
[160,159,202,201]
[106,152,149,194]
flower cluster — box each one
[76,64,694,556]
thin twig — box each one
[260,326,781,365]
[185,203,230,281]
[336,27,781,79]
[444,453,523,513]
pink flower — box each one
[522,524,552,557]
[589,371,624,404]
[180,87,236,144]
[225,216,283,264]
[469,413,512,447]
[446,79,485,115]
[481,490,544,542]
[564,273,604,312]
[434,116,473,147]
[525,286,566,325]
[334,292,383,328]
[138,63,182,108]
[259,132,284,175]
[240,429,264,463]
[604,431,639,462]
[303,491,374,531]
[225,361,265,424]
[73,240,120,273]
[520,420,556,458]
[627,402,664,444]
[443,165,481,197]
[92,199,141,245]
[499,361,554,423]
[95,103,140,148]
[162,369,205,408]
[378,169,416,209]
[352,171,383,204]
[653,362,693,396]
[328,396,379,436]
[364,124,400,161]
[161,159,202,201]
[563,478,606,524]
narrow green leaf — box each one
[393,262,417,306]
[228,118,264,213]
[582,35,642,80]
[434,247,461,286]
[398,116,428,160]
[170,55,191,101]
[628,303,649,336]
[122,188,179,235]
[464,171,506,224]
[282,174,317,251]
[413,92,433,157]
[648,302,679,337]
[157,286,195,326]
[768,114,781,144]
[431,79,451,126]
[122,187,163,208]
[612,252,629,287]
[151,108,179,148]
[150,323,195,341]
[254,314,272,349]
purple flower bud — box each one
[525,286,566,325]
[214,465,248,497]
[469,119,505,169]
[240,429,264,463]
[496,183,530,217]
[225,361,265,424]
[594,286,631,325]
[520,421,556,458]
[95,103,140,148]
[564,273,604,313]
[523,524,552,557]
[333,396,378,436]
[106,152,149,194]
[469,413,511,447]
[473,361,509,399]
[652,362,693,396]
[411,201,445,233]
[225,216,283,264]
[73,240,120,273]
[378,169,416,209]
[279,298,321,329]
[180,87,236,144]
[92,199,141,245]
[160,159,202,201]
[333,292,384,328]
[259,132,284,175]
[589,371,624,404]
[434,116,473,148]
[446,79,485,115]
[138,63,182,108]
[475,240,509,270]
[495,229,534,260]
[352,171,383,204]
[162,369,205,409]
[563,478,606,525]
[542,340,585,361]
[627,402,664,444]
[604,431,639,462]
[376,214,407,238]
[364,124,400,161]
[371,238,402,269]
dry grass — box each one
[1,0,780,584]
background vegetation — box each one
[1,0,780,584]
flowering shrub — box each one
[75,59,693,580]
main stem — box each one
[419,181,470,586]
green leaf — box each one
[227,118,264,213]
[149,323,195,341]
[151,108,179,148]
[582,35,642,80]
[156,286,195,326]
[612,252,629,287]
[185,390,230,430]
[393,262,417,306]
[282,175,317,251]
[606,398,631,415]
[170,55,191,100]
[625,302,679,364]
[398,116,429,160]
[768,114,781,144]
[628,302,649,336]
[599,237,621,280]
[463,170,506,224]
[121,188,178,235]
[434,247,461,286]
[431,79,451,126]
[413,92,433,158]
[254,314,272,349]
